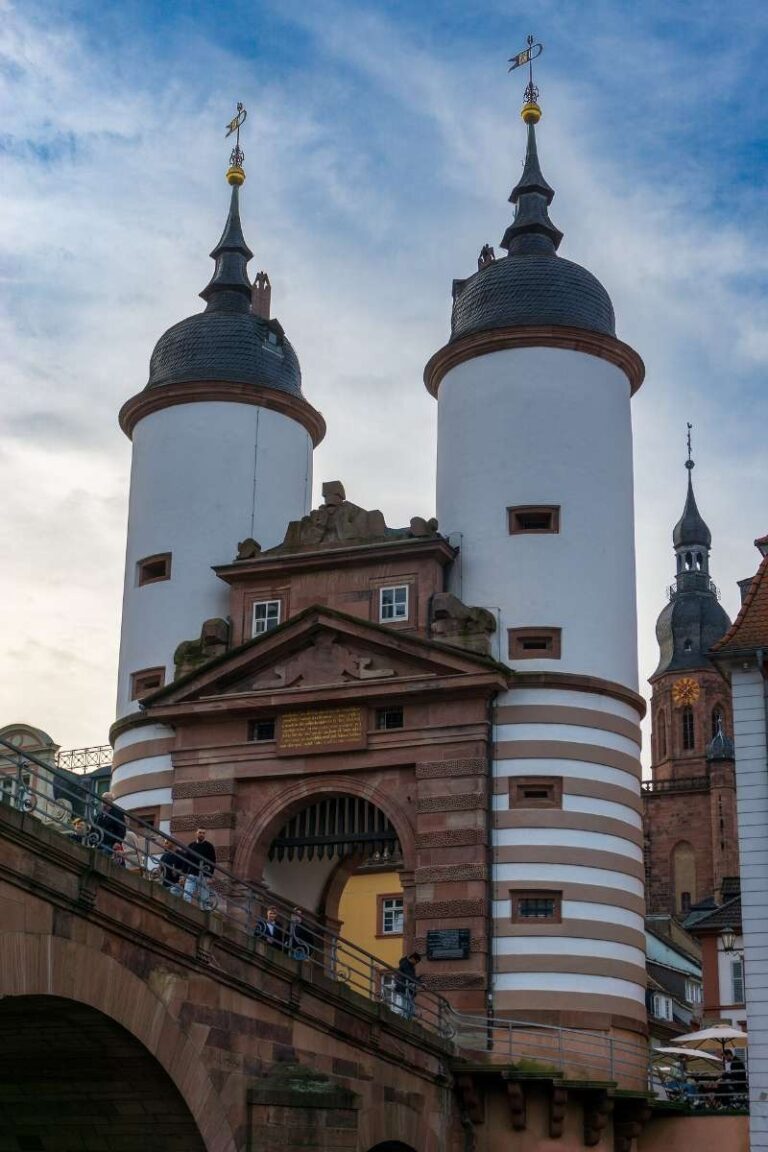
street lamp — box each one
[721,925,737,953]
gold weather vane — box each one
[225,102,247,185]
[508,34,543,107]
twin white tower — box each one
[114,97,646,1033]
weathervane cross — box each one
[508,34,543,105]
[225,102,247,169]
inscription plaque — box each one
[277,706,366,755]
[426,928,470,961]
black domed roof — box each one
[146,181,303,398]
[653,591,731,678]
[450,251,615,342]
[673,472,712,549]
[148,311,302,395]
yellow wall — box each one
[337,870,403,967]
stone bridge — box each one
[0,802,748,1152]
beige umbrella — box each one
[676,1025,748,1055]
[654,1047,721,1064]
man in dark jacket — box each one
[393,952,421,1020]
[159,839,188,895]
[92,792,126,856]
[183,828,216,907]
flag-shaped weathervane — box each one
[508,35,543,105]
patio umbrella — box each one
[653,1047,721,1064]
[676,1025,748,1054]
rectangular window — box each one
[685,980,702,1005]
[379,585,409,622]
[510,890,562,924]
[652,993,673,1021]
[375,707,404,731]
[248,718,276,742]
[509,776,562,809]
[508,627,562,660]
[136,553,172,586]
[252,600,281,637]
[732,958,745,1004]
[508,505,560,535]
[130,667,165,700]
[379,895,404,936]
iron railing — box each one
[641,776,710,794]
[56,745,113,773]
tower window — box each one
[683,638,693,652]
[508,505,560,535]
[379,585,409,622]
[658,712,667,758]
[252,600,281,637]
[682,706,695,751]
[137,553,172,586]
[510,890,562,923]
[130,667,165,699]
[508,627,561,660]
[712,707,724,740]
[509,776,562,809]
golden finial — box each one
[508,36,543,122]
[225,102,247,185]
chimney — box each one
[251,270,271,319]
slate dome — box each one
[653,592,731,677]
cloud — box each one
[1,1,766,756]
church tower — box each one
[644,441,738,917]
[112,129,324,824]
[425,86,647,1039]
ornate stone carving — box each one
[549,1086,568,1139]
[174,618,230,680]
[431,593,496,656]
[505,1081,527,1131]
[236,537,262,560]
[583,1093,613,1146]
[455,1074,484,1124]
[236,632,397,692]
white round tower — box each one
[112,158,324,829]
[425,98,647,1051]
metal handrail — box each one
[0,737,451,1039]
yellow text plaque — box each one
[277,706,366,755]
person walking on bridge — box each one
[183,828,216,908]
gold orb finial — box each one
[226,165,246,186]
[521,101,541,125]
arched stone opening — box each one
[0,995,206,1151]
[672,840,697,914]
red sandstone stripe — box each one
[493,845,644,881]
[493,740,641,780]
[112,738,175,770]
[493,990,647,1026]
[495,956,645,983]
[491,880,645,916]
[493,809,642,846]
[495,705,641,745]
[111,771,174,800]
[493,778,641,812]
[493,919,645,950]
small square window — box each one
[509,776,562,809]
[508,627,562,660]
[380,586,409,622]
[375,707,404,731]
[130,667,165,700]
[508,506,560,534]
[379,895,404,936]
[137,553,172,586]
[510,889,561,924]
[248,718,276,742]
[252,600,281,637]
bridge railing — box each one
[0,737,451,1039]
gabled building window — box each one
[510,890,562,924]
[685,980,702,1005]
[130,667,165,700]
[380,585,409,622]
[682,706,695,751]
[378,895,404,936]
[732,957,745,1004]
[248,718,276,742]
[508,627,562,660]
[137,553,171,586]
[508,505,560,535]
[375,707,404,731]
[252,600,281,637]
[651,993,673,1022]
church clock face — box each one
[672,677,700,707]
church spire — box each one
[673,424,712,555]
[500,93,563,255]
[200,102,253,314]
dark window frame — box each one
[508,627,562,660]
[682,706,695,751]
[509,776,563,809]
[248,718,276,742]
[508,505,561,535]
[136,552,172,586]
[510,889,562,924]
[374,706,404,731]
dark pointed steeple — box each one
[199,182,253,314]
[501,104,563,255]
[673,427,712,556]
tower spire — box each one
[502,37,563,255]
[200,102,253,314]
[673,423,712,554]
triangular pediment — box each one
[145,606,507,709]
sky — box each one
[0,0,766,755]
